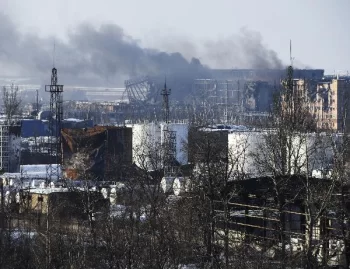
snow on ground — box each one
[20,164,61,174]
[200,124,249,133]
[64,118,84,122]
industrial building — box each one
[187,125,337,179]
[228,130,336,177]
[19,118,94,166]
[64,86,125,102]
[18,187,108,222]
[61,126,132,180]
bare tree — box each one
[249,66,346,268]
[2,84,22,123]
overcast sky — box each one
[2,0,350,75]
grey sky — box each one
[2,0,350,74]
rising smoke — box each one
[0,13,284,99]
[203,28,283,69]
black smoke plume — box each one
[0,13,284,101]
[203,28,283,69]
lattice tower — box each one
[45,68,63,182]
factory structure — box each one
[0,66,350,267]
[0,67,347,184]
[0,67,347,183]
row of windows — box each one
[309,106,336,112]
[313,114,336,120]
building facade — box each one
[61,126,132,180]
[292,78,350,131]
[0,124,21,172]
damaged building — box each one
[0,123,21,172]
[189,69,325,124]
[61,126,132,180]
[18,188,108,223]
[290,77,350,131]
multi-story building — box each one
[0,123,21,172]
[292,78,350,131]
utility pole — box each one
[36,89,39,113]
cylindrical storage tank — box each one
[50,182,55,188]
[110,186,117,204]
[130,123,162,171]
[173,177,191,196]
[109,183,126,204]
[15,192,21,203]
[32,179,46,188]
[101,187,110,199]
[90,186,97,191]
[0,177,8,186]
[228,131,264,177]
[5,190,15,205]
[161,177,175,194]
[10,178,17,186]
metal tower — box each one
[161,81,177,176]
[45,67,63,182]
[161,81,171,123]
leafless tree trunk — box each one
[2,84,21,123]
[250,66,338,268]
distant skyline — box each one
[2,0,350,76]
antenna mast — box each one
[45,67,64,183]
[161,80,171,123]
[53,40,56,68]
[290,39,294,67]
